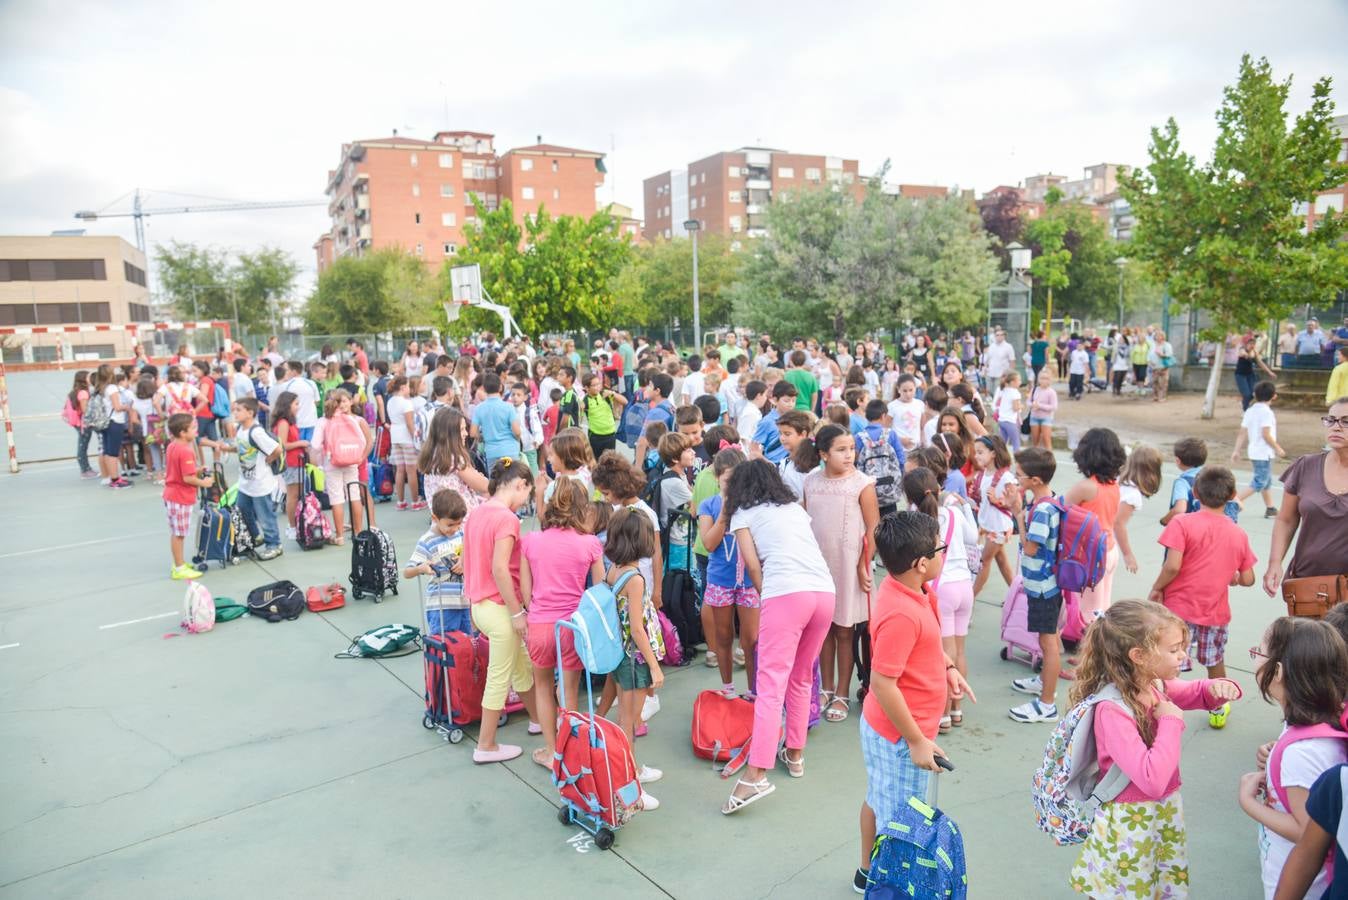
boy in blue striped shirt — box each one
[403,490,469,635]
[1009,447,1062,724]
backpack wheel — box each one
[999,647,1009,661]
[423,714,435,730]
[498,712,509,726]
[352,588,363,600]
[448,728,464,744]
[557,805,571,826]
[1034,658,1044,673]
[595,827,615,850]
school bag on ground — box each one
[858,432,902,509]
[570,571,634,675]
[214,596,247,622]
[306,582,346,612]
[336,623,422,658]
[1031,684,1131,845]
[347,483,398,601]
[657,610,684,666]
[660,528,703,656]
[866,787,968,899]
[84,391,112,432]
[193,474,234,570]
[691,689,765,778]
[182,581,215,633]
[246,580,305,623]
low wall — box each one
[1171,364,1331,407]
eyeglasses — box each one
[1323,416,1348,430]
[925,543,949,559]
[1249,646,1270,662]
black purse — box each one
[1020,386,1035,436]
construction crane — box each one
[74,188,327,254]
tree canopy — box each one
[305,247,437,334]
[610,232,743,330]
[154,241,299,331]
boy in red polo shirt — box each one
[854,510,976,893]
[162,413,219,580]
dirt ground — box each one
[1050,383,1328,478]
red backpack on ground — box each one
[325,414,365,467]
[691,689,773,779]
[554,707,642,829]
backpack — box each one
[335,623,422,658]
[691,689,762,778]
[248,425,285,475]
[1030,684,1131,845]
[571,571,635,675]
[62,395,82,429]
[1032,497,1107,594]
[867,793,968,900]
[1268,717,1348,881]
[246,580,305,623]
[210,376,232,418]
[660,512,703,655]
[84,390,112,432]
[621,398,649,446]
[553,705,643,829]
[181,581,215,633]
[214,596,248,622]
[657,609,684,667]
[296,471,333,550]
[350,499,399,602]
[325,414,366,467]
[639,468,680,515]
[858,431,902,508]
[165,383,195,415]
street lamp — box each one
[684,219,701,351]
[1114,257,1128,328]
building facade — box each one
[1303,114,1348,231]
[316,132,607,273]
[0,235,150,362]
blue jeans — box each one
[623,373,636,404]
[237,491,281,549]
[1234,371,1256,411]
[76,426,93,473]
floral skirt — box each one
[1070,794,1189,899]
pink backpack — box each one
[325,414,365,467]
[657,610,683,666]
[61,395,82,429]
[1268,715,1348,879]
[182,581,215,633]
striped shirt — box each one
[1022,499,1061,599]
[407,528,466,608]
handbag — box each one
[1021,386,1035,436]
[1282,574,1348,619]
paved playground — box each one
[0,423,1280,898]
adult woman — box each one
[908,334,934,384]
[721,459,835,814]
[1234,336,1276,411]
[1111,331,1132,395]
[1055,333,1070,380]
[1263,398,1348,600]
[1149,330,1175,403]
[1029,330,1049,383]
[401,340,424,379]
[131,344,151,372]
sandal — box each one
[721,777,776,815]
[939,715,952,734]
[950,710,964,727]
[329,536,345,546]
[824,695,851,723]
[531,747,551,769]
[778,746,804,778]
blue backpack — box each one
[1175,468,1241,523]
[569,571,635,675]
[621,398,649,447]
[866,795,968,900]
[209,377,232,418]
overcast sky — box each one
[2,0,1346,296]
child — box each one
[844,387,868,435]
[1276,762,1348,899]
[920,385,948,448]
[1240,617,1348,899]
[856,399,907,516]
[654,432,696,561]
[520,477,606,767]
[993,371,1024,450]
[903,467,978,731]
[161,413,215,580]
[419,405,488,512]
[1028,367,1058,451]
[385,376,423,511]
[887,374,925,452]
[404,489,468,635]
[310,391,371,544]
[461,459,541,764]
[1232,380,1286,518]
[470,372,522,473]
[1163,437,1240,525]
[1007,447,1063,724]
[691,424,740,618]
[969,434,1018,598]
[604,507,665,811]
[511,380,546,473]
[697,447,756,696]
[1149,466,1257,728]
[676,404,709,473]
[633,371,675,463]
[1064,427,1126,622]
[227,397,284,560]
[752,381,799,464]
[639,421,667,476]
[1067,600,1241,897]
[1068,342,1091,400]
[937,406,977,484]
[775,409,816,500]
[542,387,563,447]
[93,365,132,488]
[931,431,969,500]
[854,511,974,893]
[737,381,767,454]
[1116,444,1162,574]
[270,391,309,538]
[949,383,988,438]
[535,427,594,512]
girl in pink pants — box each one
[718,459,838,815]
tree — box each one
[896,195,1001,328]
[1023,194,1119,323]
[448,199,632,336]
[611,233,743,330]
[234,247,301,335]
[304,248,436,334]
[1024,188,1072,327]
[154,241,299,332]
[979,189,1025,265]
[1121,54,1348,416]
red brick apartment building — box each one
[315,131,607,272]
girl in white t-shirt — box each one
[1240,617,1348,900]
[970,434,1018,599]
[1115,444,1162,574]
[992,371,1024,452]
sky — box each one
[2,0,1346,297]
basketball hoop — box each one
[444,299,470,323]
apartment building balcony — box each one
[745,178,771,191]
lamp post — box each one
[1114,257,1128,329]
[684,218,701,351]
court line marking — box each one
[98,612,177,630]
[0,643,20,651]
[0,531,160,560]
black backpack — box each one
[640,468,680,517]
[347,484,399,602]
[659,510,704,657]
[246,580,304,622]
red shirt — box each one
[353,348,369,374]
[163,440,198,505]
[1158,510,1257,625]
[542,405,561,444]
[462,501,521,605]
[862,577,947,743]
[195,376,215,417]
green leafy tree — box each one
[234,247,301,335]
[1121,54,1348,416]
[897,194,1001,328]
[1022,199,1119,323]
[154,241,299,332]
[1024,189,1072,327]
[304,248,435,334]
[610,233,743,330]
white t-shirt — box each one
[729,502,835,600]
[1069,348,1091,376]
[681,371,707,404]
[985,341,1016,379]
[659,473,694,542]
[538,376,561,412]
[235,423,280,497]
[276,376,320,428]
[131,395,154,427]
[779,459,809,501]
[994,387,1022,423]
[386,394,416,446]
[232,376,257,401]
[921,416,938,447]
[887,398,925,448]
[737,403,763,450]
[1259,729,1347,899]
[934,504,978,584]
[863,369,880,396]
[611,499,660,602]
[105,384,128,425]
[975,468,1019,533]
[1119,481,1146,511]
[1241,403,1277,461]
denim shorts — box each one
[196,416,219,442]
[1250,458,1272,491]
[860,715,930,823]
[1029,416,1052,426]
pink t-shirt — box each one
[1158,510,1257,625]
[462,501,521,605]
[520,528,603,624]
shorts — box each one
[1185,622,1228,669]
[525,619,583,671]
[389,442,418,466]
[1026,591,1063,634]
[196,416,219,442]
[283,465,304,486]
[1250,458,1272,491]
[612,654,653,690]
[1029,416,1052,426]
[860,715,929,823]
[164,499,193,537]
[324,464,361,500]
[936,579,975,637]
[425,607,472,636]
[982,529,1012,546]
[704,583,762,609]
[100,420,126,456]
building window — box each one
[412,183,420,197]
[729,191,742,203]
[1314,192,1344,215]
[805,167,821,182]
[439,153,453,168]
[443,242,457,255]
[440,184,455,198]
[0,259,108,281]
[522,187,535,200]
[414,213,421,224]
[415,243,423,256]
[441,212,457,227]
[521,158,533,171]
[728,166,740,178]
[123,261,146,285]
[410,152,418,166]
[553,188,560,200]
[729,216,742,232]
[552,160,558,172]
[778,167,794,179]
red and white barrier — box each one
[0,320,232,338]
[0,361,16,473]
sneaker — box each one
[528,721,542,735]
[395,501,410,511]
[284,527,297,541]
[634,722,648,738]
[1009,699,1059,723]
[171,563,203,581]
[704,650,719,668]
[853,867,871,894]
[1265,506,1278,519]
[256,546,283,561]
[472,744,522,764]
[733,645,746,667]
[638,791,659,811]
[637,765,663,784]
[80,470,99,479]
[641,694,661,722]
[110,478,134,489]
[1011,675,1043,695]
[1209,702,1231,729]
[100,477,112,486]
[411,500,428,511]
[720,686,738,699]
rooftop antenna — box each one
[536,134,542,144]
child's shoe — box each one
[704,649,719,668]
[637,765,663,784]
[634,722,648,738]
[256,546,283,561]
[171,563,203,581]
[285,526,297,541]
[1264,506,1278,518]
[528,721,542,735]
[1208,702,1231,729]
[1011,674,1043,695]
[411,500,428,511]
[734,645,746,667]
[638,791,659,811]
[1009,698,1058,723]
[395,501,409,511]
[853,867,871,894]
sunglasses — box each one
[1322,416,1348,430]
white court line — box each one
[0,531,160,560]
[98,611,177,630]
[0,642,20,651]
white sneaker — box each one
[641,694,661,722]
[284,526,297,541]
[639,791,660,811]
[637,765,663,784]
[1009,699,1058,723]
[100,477,112,486]
[733,645,746,667]
[1011,675,1043,695]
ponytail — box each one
[792,434,822,472]
[901,467,942,518]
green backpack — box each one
[214,597,247,622]
[335,624,422,659]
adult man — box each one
[345,338,369,375]
[717,332,747,365]
[262,336,285,369]
[617,330,637,401]
[984,328,1017,382]
[1296,318,1329,367]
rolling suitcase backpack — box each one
[193,466,234,570]
[348,483,398,601]
[296,467,331,550]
